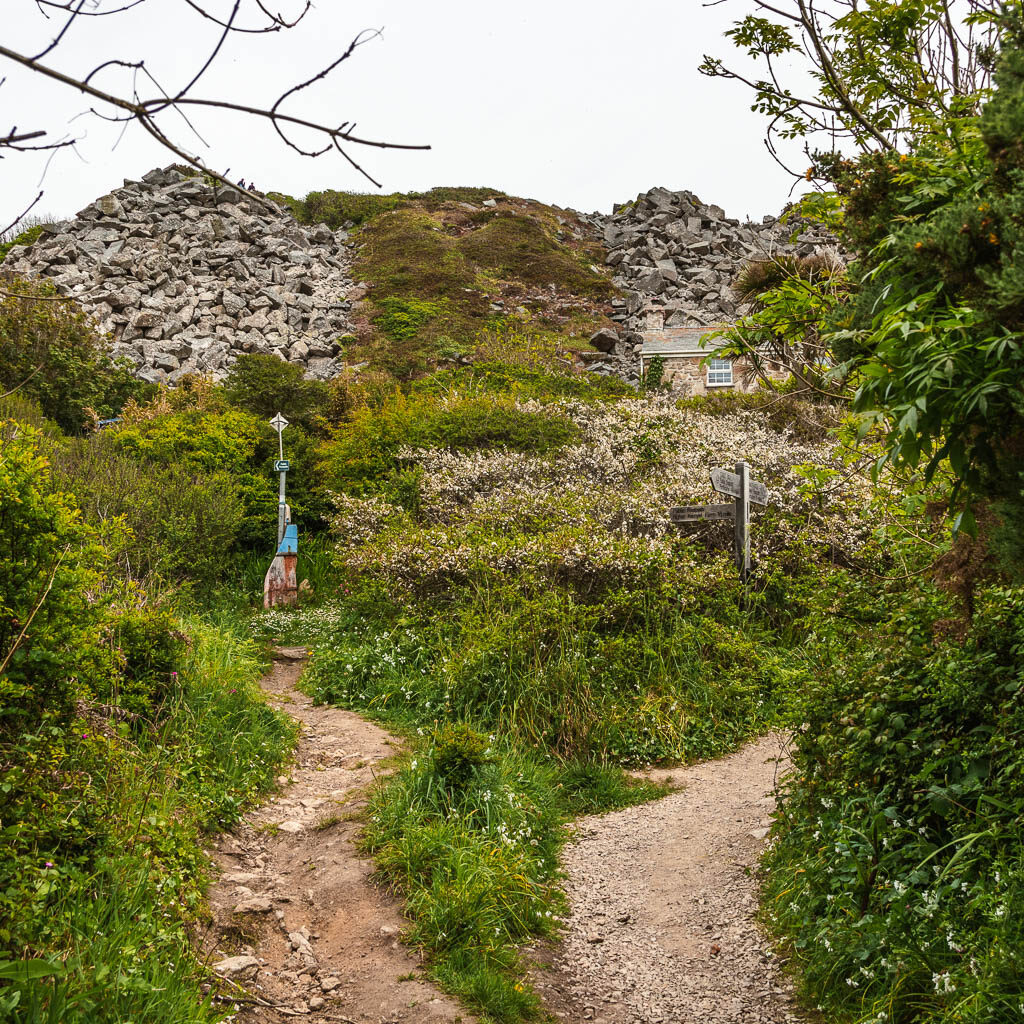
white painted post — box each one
[734,460,751,583]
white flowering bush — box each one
[326,392,882,604]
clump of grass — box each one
[364,726,561,1022]
[2,612,295,1022]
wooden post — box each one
[264,523,299,608]
[734,460,751,582]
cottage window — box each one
[707,358,733,387]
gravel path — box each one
[201,648,471,1023]
[535,733,804,1024]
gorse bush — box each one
[374,296,449,341]
[0,279,150,433]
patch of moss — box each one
[374,296,450,341]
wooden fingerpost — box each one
[675,463,768,583]
[734,460,751,583]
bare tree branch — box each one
[0,192,44,238]
[1,0,429,231]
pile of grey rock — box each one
[3,166,354,382]
[578,186,842,379]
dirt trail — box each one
[533,733,804,1024]
[200,649,471,1024]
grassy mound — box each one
[278,185,618,379]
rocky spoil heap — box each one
[578,186,842,379]
[3,167,354,382]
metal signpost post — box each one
[668,461,769,583]
[264,412,300,608]
[270,412,289,546]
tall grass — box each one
[1,612,295,1022]
[259,578,789,1022]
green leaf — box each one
[952,506,977,538]
[0,958,65,981]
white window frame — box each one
[706,358,733,387]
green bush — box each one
[223,352,328,429]
[320,391,579,496]
[105,606,186,718]
[52,435,244,590]
[0,425,110,732]
[0,224,46,263]
[0,279,150,433]
[109,402,328,555]
[764,581,1024,1024]
[431,723,494,789]
[283,185,508,230]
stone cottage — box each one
[638,318,785,395]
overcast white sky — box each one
[3,0,811,229]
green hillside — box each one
[276,186,617,377]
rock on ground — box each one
[3,166,354,383]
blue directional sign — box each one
[274,459,290,472]
[276,522,298,555]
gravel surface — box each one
[202,649,472,1023]
[535,733,805,1024]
